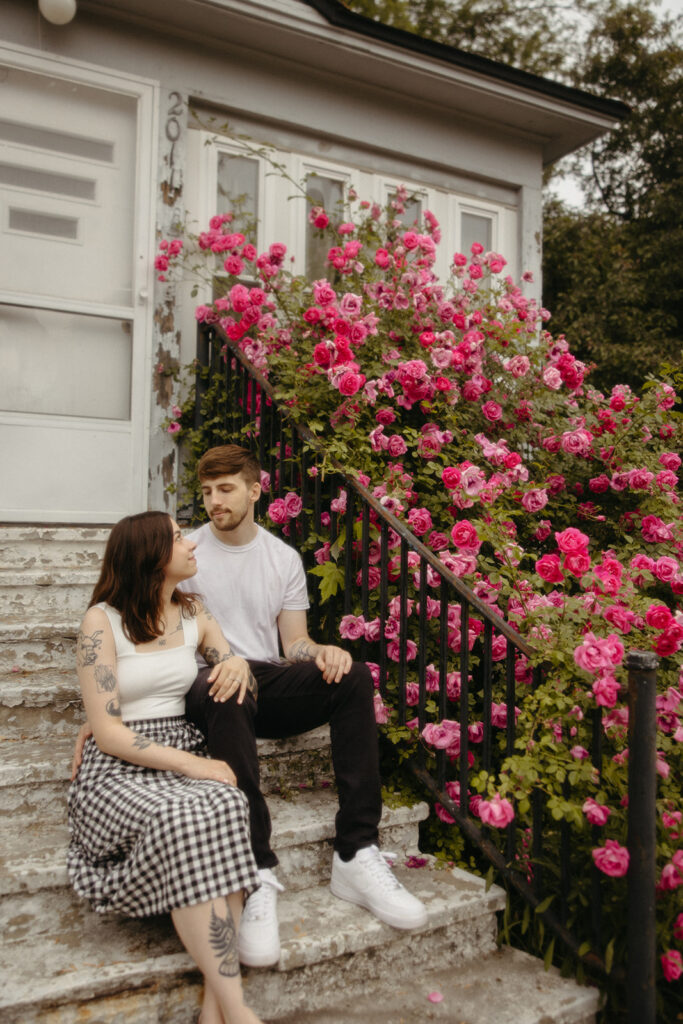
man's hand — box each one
[315,644,352,684]
[208,655,257,704]
[71,720,93,779]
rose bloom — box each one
[593,674,621,708]
[583,798,611,826]
[646,604,673,630]
[589,474,611,493]
[451,519,480,552]
[536,554,564,583]
[592,840,629,877]
[442,466,462,489]
[479,794,515,828]
[564,550,591,577]
[641,514,674,543]
[386,434,408,457]
[282,492,302,518]
[267,498,288,524]
[674,912,683,941]
[543,365,562,389]
[655,556,680,582]
[659,451,682,471]
[661,950,683,983]
[338,614,366,641]
[555,527,590,554]
[407,507,433,535]
[373,692,390,724]
[481,400,503,422]
[338,370,365,396]
[570,745,589,760]
[521,488,548,513]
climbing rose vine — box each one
[158,183,682,1010]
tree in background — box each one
[344,0,683,391]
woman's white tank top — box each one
[98,603,199,721]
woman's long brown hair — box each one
[90,511,196,644]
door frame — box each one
[0,42,159,523]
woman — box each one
[67,511,264,1024]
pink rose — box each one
[641,514,674,543]
[592,840,629,877]
[442,466,462,489]
[282,492,302,518]
[339,614,366,641]
[659,452,682,471]
[481,400,503,422]
[655,556,680,582]
[673,912,683,941]
[422,720,460,749]
[628,468,654,490]
[338,371,365,396]
[373,693,390,724]
[479,794,515,828]
[592,674,621,708]
[555,528,590,554]
[583,798,611,826]
[267,499,288,524]
[407,507,433,536]
[564,551,591,577]
[646,604,673,630]
[521,488,549,513]
[386,434,408,457]
[451,519,480,552]
[661,950,683,982]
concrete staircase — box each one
[0,525,600,1024]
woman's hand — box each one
[207,655,256,705]
[182,753,236,786]
[71,721,94,779]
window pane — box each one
[306,173,343,279]
[216,153,259,242]
[461,212,492,253]
[0,117,114,162]
[391,194,422,229]
[9,207,79,240]
[0,162,96,199]
[0,304,132,419]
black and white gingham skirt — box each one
[67,717,260,917]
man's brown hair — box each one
[197,445,261,486]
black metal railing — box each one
[192,323,657,1018]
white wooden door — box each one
[0,49,156,523]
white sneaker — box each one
[239,867,284,967]
[330,845,428,930]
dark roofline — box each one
[301,0,630,121]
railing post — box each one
[626,649,658,1024]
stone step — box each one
[0,669,83,739]
[0,791,428,897]
[0,525,109,570]
[0,862,505,1023]
[0,568,96,619]
[0,618,79,673]
[273,944,599,1024]
[0,727,334,817]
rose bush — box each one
[159,182,682,1018]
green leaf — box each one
[604,938,615,975]
[535,894,555,915]
[543,937,556,971]
[308,562,344,602]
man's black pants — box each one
[185,659,382,869]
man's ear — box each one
[249,481,262,504]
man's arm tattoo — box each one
[287,638,317,663]
[209,903,240,977]
[76,629,103,668]
[202,644,234,667]
[94,665,117,693]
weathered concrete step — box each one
[0,863,504,1023]
[0,569,96,618]
[0,727,334,816]
[0,619,78,673]
[0,525,109,570]
[0,792,427,897]
[0,670,83,739]
[273,944,599,1024]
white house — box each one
[0,0,627,525]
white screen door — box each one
[0,51,156,522]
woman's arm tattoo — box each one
[131,733,152,750]
[209,903,240,977]
[94,665,117,693]
[76,629,103,667]
[106,697,122,718]
[202,645,234,667]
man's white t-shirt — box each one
[180,523,310,661]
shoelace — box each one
[356,846,402,892]
[243,873,285,922]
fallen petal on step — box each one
[427,991,444,1003]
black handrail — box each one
[192,323,657,1009]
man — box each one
[179,444,427,967]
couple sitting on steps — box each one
[68,444,427,1024]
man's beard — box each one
[210,503,250,532]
